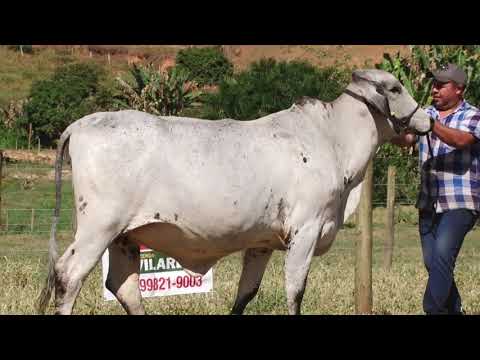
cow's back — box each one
[66,110,343,257]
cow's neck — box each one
[328,92,384,188]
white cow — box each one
[37,69,431,315]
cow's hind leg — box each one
[105,235,145,315]
[54,225,118,315]
[284,221,321,315]
[230,248,273,315]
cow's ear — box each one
[351,71,389,117]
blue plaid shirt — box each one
[416,100,480,213]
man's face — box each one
[431,80,464,110]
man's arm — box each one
[431,120,477,149]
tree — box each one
[19,62,111,146]
[202,58,350,120]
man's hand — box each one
[391,132,417,148]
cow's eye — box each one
[390,86,401,94]
[375,85,385,95]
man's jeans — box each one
[419,208,479,314]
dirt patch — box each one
[32,45,410,73]
[2,150,56,165]
[223,45,410,71]
[6,169,71,181]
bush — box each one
[0,124,27,149]
[18,62,114,146]
[115,63,203,116]
[1,99,28,130]
[176,46,233,86]
[0,99,29,148]
[201,58,350,120]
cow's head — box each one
[347,69,432,138]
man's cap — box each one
[432,63,467,86]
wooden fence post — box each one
[355,159,373,314]
[28,123,32,150]
[354,209,360,231]
[31,208,35,233]
[383,166,396,270]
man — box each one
[393,63,480,314]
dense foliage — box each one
[201,58,350,120]
[18,62,113,146]
[176,46,234,87]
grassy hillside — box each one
[0,47,60,108]
[0,45,408,109]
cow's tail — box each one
[36,128,72,314]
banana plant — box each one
[377,45,480,107]
[116,64,203,116]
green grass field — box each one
[1,164,74,234]
[1,164,480,315]
[2,225,480,315]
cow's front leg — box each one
[284,221,321,315]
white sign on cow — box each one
[36,69,432,315]
[101,245,213,300]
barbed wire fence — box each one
[0,154,72,235]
